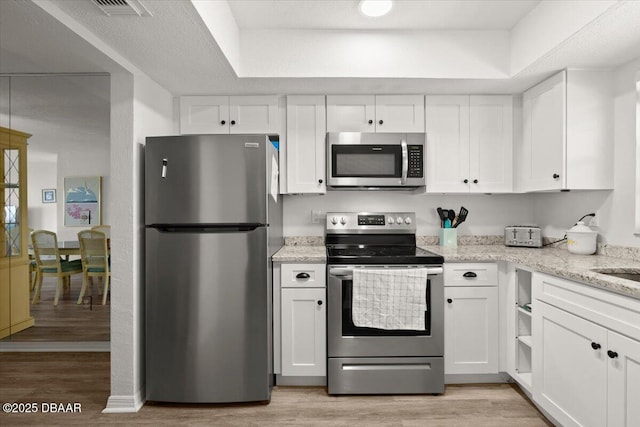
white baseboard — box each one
[0,341,110,352]
[445,372,510,384]
[103,387,145,413]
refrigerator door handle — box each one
[161,158,168,178]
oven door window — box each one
[341,278,431,336]
[332,145,401,178]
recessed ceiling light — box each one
[359,0,393,18]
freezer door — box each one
[145,227,271,403]
[145,134,268,225]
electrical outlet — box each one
[590,210,600,227]
[311,210,324,224]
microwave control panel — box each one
[407,145,423,178]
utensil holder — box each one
[439,228,457,247]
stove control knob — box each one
[404,217,412,225]
[388,217,395,224]
[396,216,403,225]
[331,217,338,225]
[340,217,346,225]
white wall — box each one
[107,71,174,411]
[533,56,640,247]
[27,157,58,232]
[241,29,509,78]
[284,192,535,237]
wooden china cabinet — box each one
[0,126,34,339]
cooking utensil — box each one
[453,206,468,228]
[437,207,446,228]
[447,210,455,228]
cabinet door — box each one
[444,286,499,374]
[425,96,470,193]
[229,95,279,134]
[179,96,229,134]
[281,288,326,376]
[533,301,607,427]
[608,331,640,427]
[469,96,513,193]
[375,95,424,133]
[326,95,375,132]
[286,96,326,194]
[520,71,565,192]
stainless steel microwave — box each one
[326,132,426,190]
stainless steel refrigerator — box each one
[144,134,282,403]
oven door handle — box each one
[401,139,408,185]
[329,267,443,279]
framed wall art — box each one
[42,189,56,203]
[64,176,101,226]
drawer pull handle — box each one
[295,272,310,280]
[608,350,619,359]
[591,342,601,350]
[463,272,477,278]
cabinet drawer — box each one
[533,272,640,342]
[444,263,498,286]
[281,263,326,288]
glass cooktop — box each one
[326,245,444,265]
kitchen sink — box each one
[592,268,640,282]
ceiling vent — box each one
[91,0,152,17]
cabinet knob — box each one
[318,179,323,184]
[220,120,226,125]
[463,179,468,184]
[473,179,478,184]
[378,120,384,125]
[447,298,453,304]
[317,300,323,306]
[591,342,601,350]
[608,350,619,359]
[463,271,477,278]
[553,173,560,179]
[368,119,373,125]
[231,120,236,125]
[295,272,310,280]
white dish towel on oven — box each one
[352,268,428,330]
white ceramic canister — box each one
[566,221,598,255]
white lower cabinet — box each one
[534,301,608,427]
[444,263,499,375]
[608,331,640,427]
[280,263,326,378]
[281,288,326,376]
[532,272,640,427]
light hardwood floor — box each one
[0,353,552,426]
[1,275,110,342]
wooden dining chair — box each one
[90,225,110,238]
[77,230,110,305]
[31,230,83,306]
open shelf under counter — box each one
[518,335,533,348]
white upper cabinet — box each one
[286,95,326,194]
[426,95,513,193]
[518,70,613,192]
[180,95,280,135]
[326,95,424,133]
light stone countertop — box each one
[272,243,640,300]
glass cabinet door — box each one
[2,147,21,258]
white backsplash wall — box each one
[283,192,535,237]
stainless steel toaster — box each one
[505,226,542,248]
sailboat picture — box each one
[64,176,101,226]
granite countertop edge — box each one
[272,244,640,300]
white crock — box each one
[566,221,598,255]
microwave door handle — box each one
[401,139,408,185]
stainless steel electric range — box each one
[326,212,445,395]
